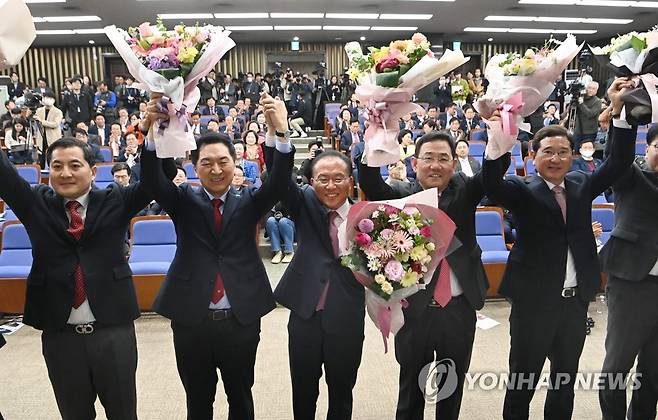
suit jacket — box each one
[0,149,155,331]
[481,125,637,304]
[8,82,26,100]
[62,91,94,125]
[340,131,364,152]
[201,106,225,119]
[358,159,505,316]
[571,157,602,173]
[455,156,482,175]
[88,125,111,146]
[263,146,365,335]
[34,105,63,148]
[460,117,481,134]
[140,145,294,327]
[600,162,658,281]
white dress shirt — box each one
[65,191,97,324]
[206,188,232,310]
[458,157,474,177]
[541,178,578,288]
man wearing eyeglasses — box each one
[481,78,637,420]
[598,124,658,419]
[357,129,509,420]
[264,144,365,419]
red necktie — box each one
[433,258,452,307]
[552,185,567,222]
[211,198,225,304]
[316,210,339,311]
[66,201,86,309]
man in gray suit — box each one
[599,124,658,420]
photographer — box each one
[328,76,342,102]
[289,92,312,138]
[298,139,324,184]
[94,81,118,123]
[5,118,34,164]
[340,70,357,104]
[573,81,603,148]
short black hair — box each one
[349,118,360,125]
[456,139,470,148]
[579,139,595,148]
[414,131,457,158]
[190,132,236,165]
[191,111,201,117]
[531,125,575,153]
[73,127,88,137]
[448,102,457,108]
[111,162,131,175]
[423,119,436,129]
[307,139,323,150]
[398,129,413,143]
[46,137,95,167]
[449,117,461,125]
[4,99,14,107]
[427,105,438,112]
[463,105,476,113]
[38,77,47,83]
[646,125,658,146]
[310,150,352,178]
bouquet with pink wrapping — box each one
[338,189,457,352]
[345,34,469,167]
[591,28,658,126]
[474,35,582,159]
[105,19,235,158]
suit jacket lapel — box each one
[219,187,240,234]
[528,176,565,227]
[49,194,75,242]
[438,181,455,212]
[82,188,107,240]
[306,186,335,256]
[196,187,219,242]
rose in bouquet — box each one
[345,33,469,167]
[105,19,235,158]
[338,189,457,351]
[474,35,582,159]
[591,28,658,125]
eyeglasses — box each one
[538,150,571,159]
[314,176,348,186]
[418,156,453,166]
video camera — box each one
[16,89,43,112]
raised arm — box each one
[356,155,403,201]
[0,148,36,218]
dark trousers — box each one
[288,311,364,420]
[172,314,261,420]
[395,296,476,420]
[41,322,137,420]
[600,275,658,420]
[503,297,588,420]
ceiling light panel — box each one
[158,13,214,19]
[379,14,433,19]
[325,13,379,19]
[214,13,269,19]
[270,13,324,18]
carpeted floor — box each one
[0,296,618,420]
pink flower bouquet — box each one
[345,34,469,167]
[105,19,235,158]
[474,35,582,159]
[339,189,457,351]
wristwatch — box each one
[275,129,293,140]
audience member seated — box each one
[243,129,265,172]
[448,117,466,143]
[107,122,124,158]
[231,165,248,192]
[5,118,34,164]
[335,108,352,136]
[89,113,110,146]
[299,139,324,184]
[399,129,415,160]
[73,127,104,164]
[399,113,416,131]
[440,102,460,129]
[221,115,241,139]
[289,93,312,138]
[205,119,220,134]
[340,118,363,153]
[386,160,411,189]
[461,105,481,135]
[189,111,202,137]
[266,202,295,264]
[117,132,141,168]
[233,140,261,186]
[571,139,602,173]
[111,162,132,186]
[422,119,437,135]
[454,139,481,177]
[543,103,560,126]
[201,97,225,120]
[138,165,188,216]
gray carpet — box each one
[0,297,617,420]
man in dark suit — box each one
[599,124,658,420]
[7,71,26,101]
[140,93,294,420]
[340,118,363,153]
[72,128,105,164]
[480,79,636,420]
[0,136,173,419]
[571,139,603,173]
[88,114,111,147]
[455,139,482,177]
[266,146,365,419]
[62,77,94,128]
[460,105,481,136]
[358,130,508,420]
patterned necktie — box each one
[66,201,86,309]
[552,185,567,222]
[211,198,225,304]
[433,256,452,307]
[316,210,339,311]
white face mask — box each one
[42,98,55,107]
[580,149,594,158]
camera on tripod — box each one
[16,89,43,112]
[568,82,586,104]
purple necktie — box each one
[552,185,567,222]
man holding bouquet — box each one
[358,130,509,420]
[480,78,637,420]
[264,142,365,419]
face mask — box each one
[247,78,253,83]
[43,98,55,107]
[580,149,594,158]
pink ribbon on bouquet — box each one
[497,91,524,137]
[364,99,392,127]
[639,74,658,124]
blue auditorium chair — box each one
[183,161,199,183]
[128,217,177,275]
[470,130,487,142]
[0,222,32,278]
[16,164,41,186]
[93,163,115,189]
[475,209,510,264]
[324,103,342,132]
[524,157,536,175]
[511,143,523,171]
[636,142,647,156]
[468,141,486,159]
[99,146,113,163]
[593,194,608,205]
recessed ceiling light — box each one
[465,26,597,34]
[88,40,95,44]
[213,13,269,19]
[379,14,433,19]
[274,26,322,30]
[486,15,632,24]
[36,30,75,35]
[488,37,494,41]
[158,13,214,20]
[293,36,300,41]
[39,15,102,22]
[74,29,107,34]
[370,26,419,31]
[325,13,379,19]
[270,13,324,18]
[360,36,367,41]
[323,26,371,31]
[225,26,273,31]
